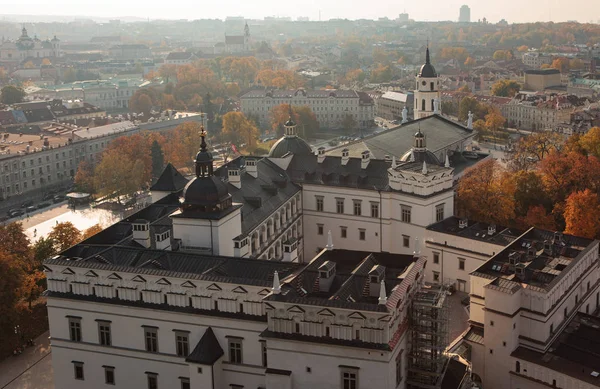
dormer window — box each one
[342,149,349,158]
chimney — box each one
[488,224,496,235]
[317,147,326,163]
[361,150,370,169]
[132,220,151,248]
[508,251,522,265]
[341,148,350,165]
[318,261,336,292]
[272,271,281,294]
[543,240,554,256]
[369,265,386,297]
[228,167,241,189]
[459,218,468,229]
[378,280,387,305]
[246,159,258,178]
[155,230,171,250]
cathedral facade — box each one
[0,27,61,61]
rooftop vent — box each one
[459,219,468,229]
[318,261,336,292]
[488,224,496,235]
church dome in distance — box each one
[418,47,437,78]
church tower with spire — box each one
[414,46,441,119]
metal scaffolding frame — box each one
[406,284,450,389]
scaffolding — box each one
[407,284,450,389]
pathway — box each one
[0,332,53,389]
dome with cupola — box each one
[268,106,313,158]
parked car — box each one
[26,206,36,213]
[7,208,20,216]
[37,202,52,209]
[53,195,66,203]
[21,200,34,208]
[9,209,25,217]
[43,193,54,201]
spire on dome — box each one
[272,271,281,294]
[425,42,431,65]
[378,280,387,305]
[422,161,428,175]
[200,125,207,153]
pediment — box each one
[43,265,53,272]
[61,267,75,275]
[181,281,196,288]
[317,308,335,316]
[156,278,171,285]
[232,286,248,294]
[287,305,305,314]
[84,270,98,277]
[258,288,271,296]
[348,311,367,320]
[107,272,122,280]
[206,283,222,291]
[131,275,147,282]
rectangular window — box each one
[396,351,403,385]
[370,202,379,218]
[317,224,324,235]
[401,206,412,223]
[436,204,444,222]
[403,235,410,248]
[98,321,111,346]
[228,339,243,364]
[336,198,344,214]
[147,373,158,389]
[353,200,362,216]
[175,332,189,357]
[316,196,324,212]
[261,341,267,367]
[180,378,190,389]
[69,317,82,342]
[459,258,465,270]
[341,369,358,389]
[433,252,440,264]
[433,271,440,282]
[359,229,366,241]
[341,226,347,238]
[144,327,159,353]
[73,362,84,380]
[104,366,115,385]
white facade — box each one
[0,28,61,61]
[413,49,441,120]
[240,89,375,130]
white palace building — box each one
[44,51,600,389]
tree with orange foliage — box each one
[578,127,600,158]
[163,122,203,171]
[82,224,103,240]
[564,189,600,239]
[540,151,600,203]
[41,58,52,66]
[0,250,24,331]
[440,47,469,63]
[222,112,259,149]
[456,159,516,225]
[48,222,81,253]
[0,222,31,260]
[464,56,476,68]
[517,45,529,52]
[106,133,153,184]
[551,57,570,73]
[519,205,556,231]
[158,64,178,83]
[144,70,158,80]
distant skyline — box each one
[2,0,599,24]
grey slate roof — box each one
[325,115,474,160]
[186,327,224,365]
[150,163,189,192]
[214,157,301,234]
[48,245,300,287]
[285,154,390,191]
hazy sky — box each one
[2,0,599,24]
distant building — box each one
[297,16,309,21]
[224,23,250,53]
[459,5,471,23]
[398,12,409,22]
[502,92,586,131]
[165,52,199,65]
[0,27,61,61]
[414,47,441,119]
[521,52,553,68]
[108,44,151,60]
[375,91,414,120]
[523,69,561,91]
[240,89,375,130]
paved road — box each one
[0,332,53,389]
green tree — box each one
[32,236,57,266]
[62,68,77,83]
[0,250,24,335]
[151,140,165,180]
[0,222,30,260]
[0,85,26,104]
[222,112,259,149]
[93,149,146,201]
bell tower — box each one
[414,46,441,119]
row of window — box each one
[431,253,466,270]
[316,224,412,247]
[72,362,189,389]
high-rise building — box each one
[398,12,409,22]
[459,5,471,23]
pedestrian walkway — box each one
[0,331,53,389]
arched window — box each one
[431,99,435,111]
[421,99,425,111]
[515,361,520,373]
[430,82,434,91]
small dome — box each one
[182,176,230,207]
[269,136,313,158]
[195,149,213,163]
[418,63,437,78]
[414,130,425,138]
[400,149,441,166]
[285,117,296,127]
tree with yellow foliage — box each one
[564,189,600,239]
